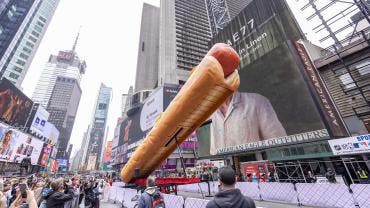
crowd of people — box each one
[0,174,112,208]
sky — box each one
[22,0,160,156]
[20,0,360,157]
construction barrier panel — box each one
[350,184,370,208]
[259,182,298,204]
[163,193,184,208]
[184,197,210,208]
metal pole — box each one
[353,0,370,25]
[175,137,187,178]
[342,157,354,184]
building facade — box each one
[47,76,82,164]
[0,0,59,88]
[205,0,252,37]
[158,0,211,85]
[32,49,86,108]
[134,3,160,92]
[85,83,112,170]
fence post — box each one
[257,182,262,201]
[293,183,301,206]
[348,185,360,208]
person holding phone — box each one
[9,183,38,208]
[45,178,74,208]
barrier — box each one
[184,197,210,208]
[351,184,370,208]
[259,182,298,204]
[235,182,260,200]
[108,182,370,208]
[163,193,184,208]
[108,186,117,202]
[296,183,355,208]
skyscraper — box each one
[32,33,86,108]
[158,0,211,85]
[47,76,82,162]
[85,83,112,170]
[205,0,252,37]
[121,86,133,116]
[0,0,59,88]
[134,3,160,92]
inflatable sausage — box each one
[120,43,240,182]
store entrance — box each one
[342,157,370,184]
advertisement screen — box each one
[119,84,180,146]
[197,0,347,156]
[57,159,68,167]
[39,144,52,167]
[42,122,59,145]
[0,78,33,126]
[0,123,44,164]
[30,104,49,136]
[116,84,180,162]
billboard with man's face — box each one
[0,78,33,126]
[197,0,347,157]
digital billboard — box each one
[0,78,33,126]
[117,84,180,162]
[0,123,44,164]
[29,104,49,136]
[42,122,59,145]
[196,0,347,157]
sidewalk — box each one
[177,191,315,208]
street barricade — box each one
[184,197,210,208]
[296,183,355,208]
[235,182,260,200]
[108,186,118,202]
[115,187,125,204]
[163,193,184,208]
[259,182,298,204]
[350,184,370,208]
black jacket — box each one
[206,188,256,208]
[45,190,74,208]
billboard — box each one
[197,0,347,156]
[0,123,44,164]
[57,159,68,167]
[116,84,180,162]
[104,141,112,163]
[39,143,52,167]
[328,134,370,155]
[0,78,33,126]
[29,104,49,136]
[42,122,59,145]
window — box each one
[25,41,34,48]
[13,66,22,73]
[8,72,19,79]
[22,47,31,54]
[36,21,44,27]
[31,31,40,38]
[19,53,29,60]
[39,16,47,23]
[16,59,26,66]
[0,25,3,36]
[29,36,37,43]
[98,103,107,110]
[357,60,370,75]
[339,73,355,89]
[141,41,145,51]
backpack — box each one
[150,190,165,208]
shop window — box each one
[8,72,19,79]
[339,73,356,89]
[356,60,370,75]
[16,59,26,66]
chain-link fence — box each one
[109,182,370,208]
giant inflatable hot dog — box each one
[120,43,240,182]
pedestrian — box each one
[206,166,256,208]
[325,168,336,183]
[138,176,165,208]
[45,178,74,208]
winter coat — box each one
[206,188,256,208]
[138,187,157,208]
[45,190,74,208]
